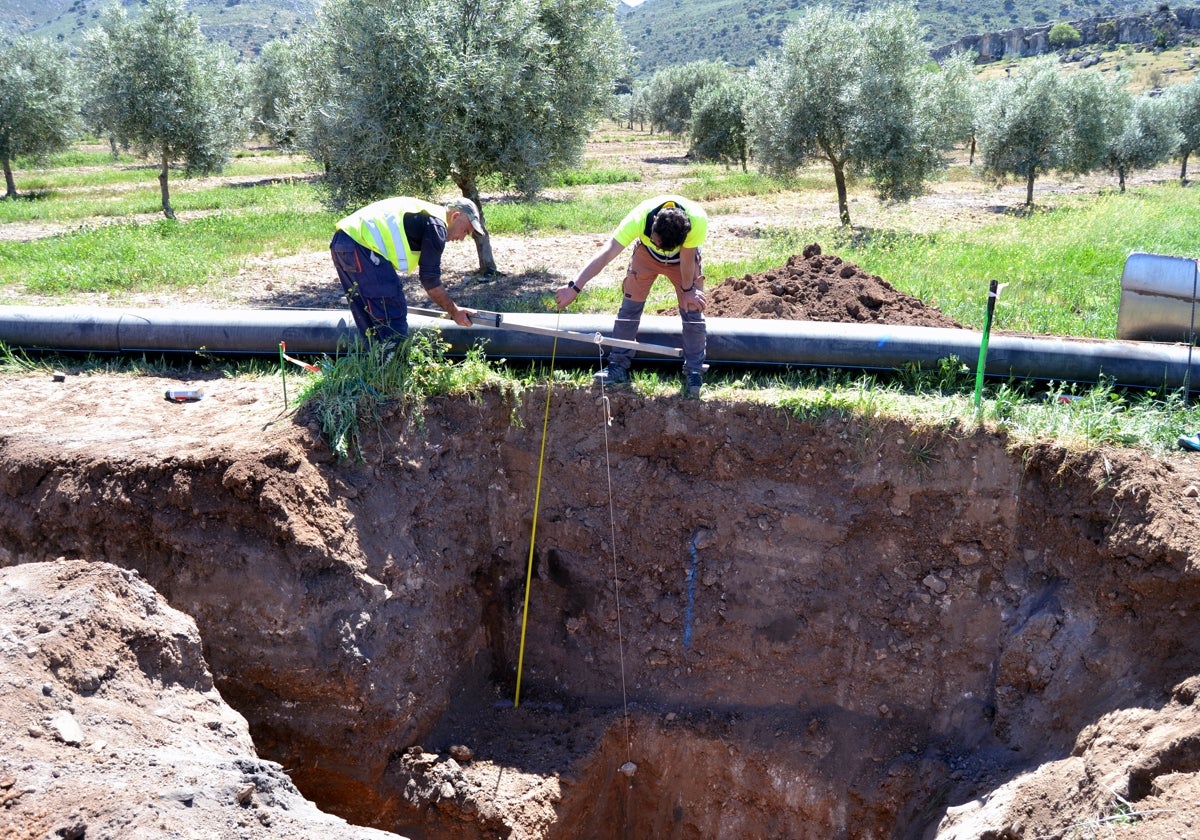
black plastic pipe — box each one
[0,305,1196,391]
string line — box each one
[596,342,632,762]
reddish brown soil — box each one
[666,243,965,328]
[1,358,1199,839]
[0,559,402,840]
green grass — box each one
[22,149,143,168]
[1,207,335,295]
[826,185,1200,337]
[473,164,642,194]
[6,135,1200,458]
[298,331,509,461]
[546,166,642,188]
[683,166,822,202]
[9,153,319,193]
[0,180,324,224]
[481,194,636,235]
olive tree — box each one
[1102,93,1181,192]
[747,4,964,225]
[854,15,971,207]
[249,37,303,149]
[80,0,248,219]
[299,0,627,274]
[976,56,1072,206]
[0,37,79,198]
[1164,77,1200,184]
[611,83,650,132]
[291,26,338,179]
[979,58,1137,205]
[929,52,981,164]
[689,75,750,171]
[642,60,730,139]
[1058,67,1130,176]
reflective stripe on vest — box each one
[336,197,445,273]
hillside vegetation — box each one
[0,0,1172,66]
[616,0,1160,72]
[1,0,315,57]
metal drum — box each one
[1116,251,1200,343]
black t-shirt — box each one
[403,212,447,290]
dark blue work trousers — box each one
[330,229,408,346]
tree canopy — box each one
[746,4,965,225]
[977,57,1146,205]
[0,37,79,198]
[80,0,247,219]
[249,37,303,150]
[299,0,628,273]
[1165,77,1200,184]
[1058,67,1130,177]
[689,75,750,172]
[642,60,731,139]
[1048,22,1083,48]
[1103,93,1181,192]
[976,56,1073,206]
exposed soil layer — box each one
[1,369,1200,839]
[0,559,402,840]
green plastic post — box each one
[279,341,288,407]
[974,279,999,411]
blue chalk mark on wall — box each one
[684,532,699,649]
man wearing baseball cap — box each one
[331,196,484,346]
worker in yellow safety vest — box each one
[332,196,483,346]
[555,194,708,398]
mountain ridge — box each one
[1,0,1190,72]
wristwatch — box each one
[568,280,581,293]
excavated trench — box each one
[2,385,1200,839]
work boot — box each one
[593,364,629,388]
[685,371,703,399]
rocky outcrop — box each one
[932,4,1200,62]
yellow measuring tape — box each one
[510,320,635,774]
[513,321,561,708]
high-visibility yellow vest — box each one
[335,197,446,273]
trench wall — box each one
[1,388,1198,838]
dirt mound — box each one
[669,243,965,328]
[0,558,405,840]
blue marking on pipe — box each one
[684,532,699,649]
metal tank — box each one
[1116,251,1200,343]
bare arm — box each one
[426,285,475,327]
[678,247,707,313]
[556,238,626,309]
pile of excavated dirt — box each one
[661,243,965,328]
[0,559,403,840]
[1,367,1199,839]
